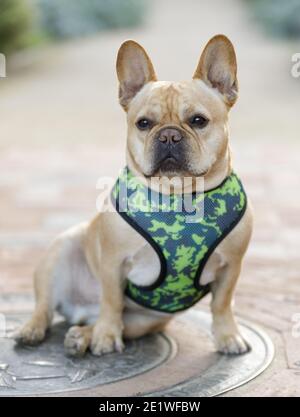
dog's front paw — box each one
[91,320,124,356]
[214,331,250,355]
[13,322,46,346]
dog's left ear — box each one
[116,40,157,110]
[193,35,238,107]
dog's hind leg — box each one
[13,237,64,346]
[64,324,93,357]
[14,265,54,345]
[123,309,170,339]
[14,222,98,346]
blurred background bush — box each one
[0,0,33,55]
[1,0,299,57]
[36,0,146,40]
[0,0,147,55]
[245,0,300,38]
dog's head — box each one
[116,35,238,181]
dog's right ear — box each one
[116,40,157,110]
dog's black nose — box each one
[158,128,183,145]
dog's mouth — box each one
[143,145,209,178]
[159,155,180,172]
[145,158,209,179]
[147,153,183,176]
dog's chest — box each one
[124,242,160,287]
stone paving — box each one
[0,0,300,396]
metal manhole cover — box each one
[0,300,274,397]
[0,315,174,396]
[146,310,274,397]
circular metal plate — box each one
[0,306,274,397]
[146,310,274,397]
[0,315,174,396]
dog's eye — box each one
[189,114,209,129]
[136,118,152,131]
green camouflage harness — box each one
[111,167,247,313]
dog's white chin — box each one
[143,167,208,179]
[142,159,211,179]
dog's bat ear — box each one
[193,35,238,107]
[116,40,157,110]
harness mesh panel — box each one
[112,167,247,313]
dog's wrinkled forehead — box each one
[144,83,181,123]
[130,82,181,123]
[128,79,226,125]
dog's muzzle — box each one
[152,127,187,172]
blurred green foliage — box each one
[36,0,146,40]
[246,0,300,38]
[0,0,147,55]
[0,0,33,55]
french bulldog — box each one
[15,35,253,356]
